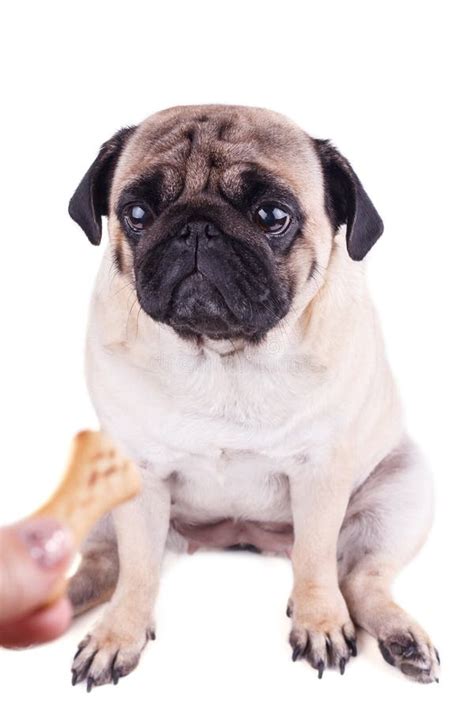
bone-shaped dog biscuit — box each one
[30,430,141,603]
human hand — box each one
[0,518,73,647]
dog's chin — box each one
[140,272,267,342]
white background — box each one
[0,1,472,709]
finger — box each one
[0,519,73,624]
[0,596,73,648]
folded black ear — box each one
[313,139,384,261]
[68,126,137,245]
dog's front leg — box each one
[288,452,356,676]
[71,478,170,690]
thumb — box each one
[0,518,74,624]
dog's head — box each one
[69,105,383,342]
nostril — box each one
[179,225,191,241]
[204,223,220,239]
[178,221,220,243]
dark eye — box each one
[254,204,291,235]
[123,203,154,232]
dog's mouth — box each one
[135,233,291,341]
[165,271,258,340]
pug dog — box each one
[67,105,439,690]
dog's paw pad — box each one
[378,630,440,684]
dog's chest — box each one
[167,447,292,524]
[88,335,335,522]
[89,337,332,456]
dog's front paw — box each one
[288,589,357,677]
[71,615,156,690]
[378,628,440,684]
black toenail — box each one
[348,639,357,656]
[292,645,303,662]
[379,640,396,666]
[343,630,358,657]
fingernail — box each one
[16,519,73,570]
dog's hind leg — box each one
[67,519,119,617]
[338,437,440,683]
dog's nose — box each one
[178,220,221,245]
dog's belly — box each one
[168,447,294,553]
[172,518,294,554]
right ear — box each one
[68,126,137,245]
[313,139,384,261]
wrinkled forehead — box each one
[111,105,323,209]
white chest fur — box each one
[86,327,340,522]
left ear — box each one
[68,126,137,245]
[313,139,384,261]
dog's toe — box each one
[71,622,155,689]
[289,618,357,677]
